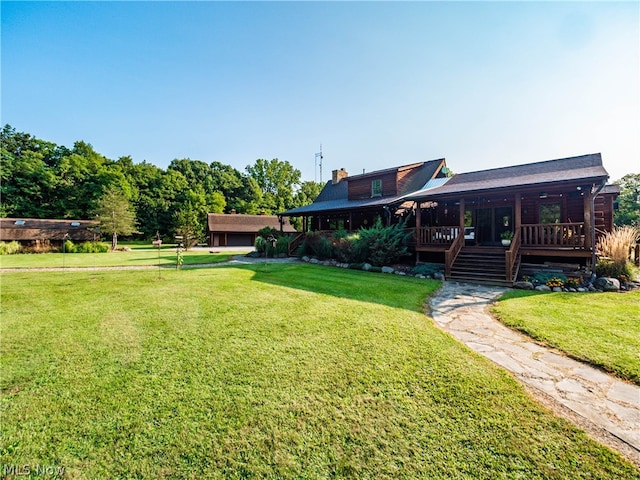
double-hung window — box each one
[371,179,382,197]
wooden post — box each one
[584,191,592,250]
[459,198,465,232]
[515,193,521,235]
[415,202,421,246]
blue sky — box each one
[2,1,638,183]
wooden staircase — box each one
[448,247,515,286]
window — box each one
[371,179,382,197]
[539,203,561,224]
[14,220,25,226]
[70,222,80,227]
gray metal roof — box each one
[407,153,609,200]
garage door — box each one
[227,234,254,246]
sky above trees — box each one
[2,1,638,182]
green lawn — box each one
[1,265,638,479]
[492,290,640,385]
[0,245,240,269]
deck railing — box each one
[417,226,460,246]
[444,229,465,278]
[505,228,521,282]
[520,223,586,248]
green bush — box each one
[411,263,443,276]
[254,236,267,254]
[75,242,110,253]
[331,235,363,263]
[353,217,411,266]
[0,241,21,255]
[63,239,76,253]
[596,259,632,280]
[275,236,291,255]
[304,232,333,260]
[529,272,567,286]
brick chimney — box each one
[332,168,348,185]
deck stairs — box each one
[448,247,516,286]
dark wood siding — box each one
[595,192,615,232]
[348,172,398,200]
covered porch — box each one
[411,184,609,284]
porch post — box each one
[459,198,465,232]
[349,212,353,232]
[584,192,592,250]
[514,194,521,232]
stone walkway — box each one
[428,281,640,466]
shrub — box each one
[529,272,567,286]
[412,263,443,277]
[331,235,363,263]
[596,226,640,280]
[0,241,21,255]
[63,239,76,253]
[353,217,411,266]
[75,241,110,253]
[304,231,333,260]
[564,277,583,289]
[275,236,291,256]
[254,236,267,255]
[596,259,631,280]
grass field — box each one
[0,245,241,269]
[1,265,638,478]
[492,290,640,385]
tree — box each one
[614,173,640,226]
[94,186,137,250]
[293,181,323,207]
[246,158,301,214]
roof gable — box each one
[281,158,446,216]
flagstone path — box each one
[428,281,640,466]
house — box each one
[280,158,448,232]
[207,213,296,247]
[281,153,619,285]
[0,218,100,247]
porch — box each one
[413,222,594,285]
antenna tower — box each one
[315,144,323,182]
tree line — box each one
[1,124,323,242]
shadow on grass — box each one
[234,262,441,313]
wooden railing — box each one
[505,228,521,282]
[520,223,586,248]
[287,233,306,256]
[445,229,465,278]
[417,226,460,246]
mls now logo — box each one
[2,464,65,476]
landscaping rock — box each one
[433,272,445,280]
[382,266,395,274]
[302,256,310,262]
[514,281,534,290]
[552,287,563,292]
[362,263,372,271]
[309,258,319,264]
[594,277,620,292]
[535,285,551,292]
[395,271,406,276]
[577,288,587,292]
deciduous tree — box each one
[94,186,137,250]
